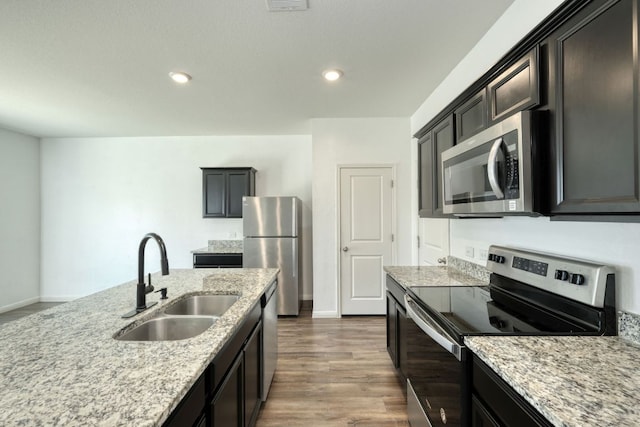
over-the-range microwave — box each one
[441,110,546,217]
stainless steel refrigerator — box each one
[242,196,302,316]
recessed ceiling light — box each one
[322,69,343,82]
[169,71,192,84]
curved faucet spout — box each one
[136,233,170,311]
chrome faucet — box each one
[122,232,170,318]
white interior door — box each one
[339,166,393,315]
[418,218,450,266]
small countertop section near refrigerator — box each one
[384,256,489,290]
[191,239,243,254]
[466,335,640,427]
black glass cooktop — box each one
[406,284,598,337]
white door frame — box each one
[336,164,397,317]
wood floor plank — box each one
[256,304,409,427]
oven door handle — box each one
[405,294,462,361]
[487,137,506,200]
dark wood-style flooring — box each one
[256,302,409,427]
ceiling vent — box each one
[266,0,308,12]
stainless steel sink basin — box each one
[116,316,215,341]
[164,294,240,316]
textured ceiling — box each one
[0,0,514,138]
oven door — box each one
[442,111,534,216]
[404,295,468,427]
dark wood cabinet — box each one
[386,275,408,381]
[472,357,552,427]
[488,46,540,124]
[162,293,267,427]
[193,253,243,268]
[211,353,243,427]
[244,321,262,427]
[418,114,454,217]
[547,0,640,216]
[202,167,256,218]
[455,89,488,142]
[163,375,206,427]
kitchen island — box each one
[466,335,640,427]
[0,268,277,426]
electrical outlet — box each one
[479,249,488,260]
[465,246,475,258]
[228,231,237,239]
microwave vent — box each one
[266,0,308,11]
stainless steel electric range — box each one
[403,245,616,427]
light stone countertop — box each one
[384,265,488,290]
[0,268,278,427]
[465,335,640,427]
[192,240,243,254]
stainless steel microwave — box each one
[441,111,545,216]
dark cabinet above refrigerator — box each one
[201,167,256,218]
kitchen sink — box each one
[163,294,240,316]
[116,316,215,341]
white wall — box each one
[311,118,412,317]
[411,0,640,314]
[0,128,41,312]
[40,135,313,300]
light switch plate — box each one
[465,246,475,258]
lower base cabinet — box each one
[472,357,551,427]
[163,293,267,427]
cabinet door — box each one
[548,0,640,214]
[418,132,434,217]
[385,293,398,368]
[432,115,455,216]
[455,89,488,142]
[397,303,408,380]
[417,115,454,218]
[211,353,243,427]
[244,321,262,427]
[488,46,539,123]
[471,396,501,427]
[227,170,250,218]
[203,170,226,217]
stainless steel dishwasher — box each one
[261,280,278,401]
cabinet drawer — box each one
[193,253,243,268]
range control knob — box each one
[495,255,506,264]
[555,270,569,281]
[569,273,585,285]
[488,254,496,262]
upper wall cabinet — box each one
[488,46,540,124]
[547,0,640,215]
[454,89,488,142]
[201,167,256,218]
[453,47,539,143]
[418,115,454,218]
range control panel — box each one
[486,245,614,308]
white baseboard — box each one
[312,310,339,318]
[0,296,40,314]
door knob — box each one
[342,246,349,252]
[437,257,446,265]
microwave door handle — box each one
[487,138,505,199]
[404,295,462,361]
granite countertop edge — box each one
[0,268,278,426]
[465,335,640,427]
[383,263,489,289]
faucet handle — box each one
[155,287,168,300]
[145,273,155,294]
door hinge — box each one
[391,234,395,242]
[390,179,394,188]
[417,235,420,248]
